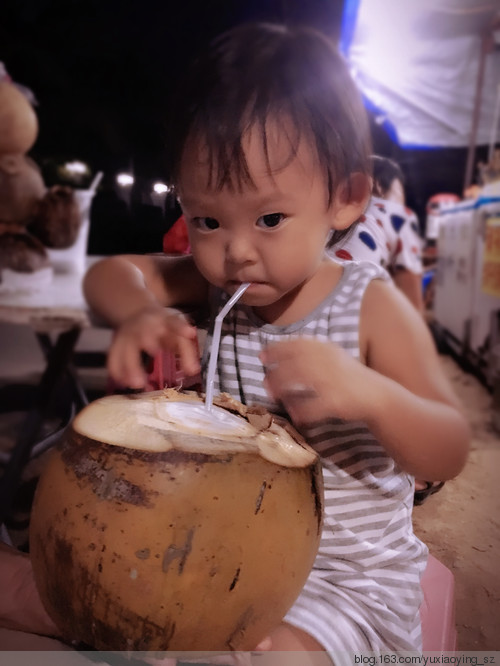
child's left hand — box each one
[261,338,375,426]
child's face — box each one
[177,124,346,316]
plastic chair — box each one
[420,554,457,651]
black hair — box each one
[166,22,372,246]
[371,155,405,198]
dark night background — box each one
[3,0,345,176]
[2,0,485,253]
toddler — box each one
[84,23,469,661]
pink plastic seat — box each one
[420,554,457,651]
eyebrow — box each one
[180,189,291,214]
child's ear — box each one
[331,173,372,230]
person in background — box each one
[331,155,425,313]
[162,212,190,255]
[83,23,469,660]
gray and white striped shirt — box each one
[201,260,428,657]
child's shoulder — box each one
[333,257,391,291]
[359,266,428,363]
[309,259,392,323]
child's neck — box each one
[253,259,343,326]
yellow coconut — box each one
[29,389,323,652]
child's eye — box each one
[256,213,285,229]
[192,217,219,231]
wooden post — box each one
[464,32,489,193]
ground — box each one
[412,356,500,651]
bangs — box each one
[166,23,371,206]
[189,111,303,193]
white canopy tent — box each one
[343,0,500,187]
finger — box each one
[280,383,318,401]
[165,311,198,340]
[263,368,319,426]
[119,326,170,385]
[260,342,295,367]
[108,341,147,389]
[262,355,306,393]
[140,333,164,359]
[264,375,316,406]
[175,336,201,377]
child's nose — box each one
[225,235,255,264]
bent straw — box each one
[205,282,250,411]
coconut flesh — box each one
[30,389,323,653]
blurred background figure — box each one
[331,155,425,313]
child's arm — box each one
[261,280,469,482]
[84,254,206,325]
[358,278,469,479]
[83,254,208,388]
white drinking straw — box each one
[89,171,104,192]
[205,282,250,411]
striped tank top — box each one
[201,260,428,657]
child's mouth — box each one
[228,280,256,290]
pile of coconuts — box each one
[30,388,324,653]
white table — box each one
[0,263,95,331]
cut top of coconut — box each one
[72,391,317,468]
[155,400,254,436]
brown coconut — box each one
[28,185,81,249]
[0,230,50,273]
[29,389,323,652]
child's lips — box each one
[228,280,266,293]
[229,279,257,288]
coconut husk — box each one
[28,185,81,249]
[0,229,50,273]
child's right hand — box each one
[107,305,200,389]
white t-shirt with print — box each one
[330,196,423,275]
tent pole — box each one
[464,33,489,192]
